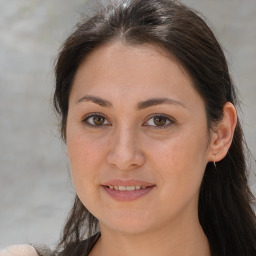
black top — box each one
[78,232,101,255]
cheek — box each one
[147,128,207,166]
[66,137,103,212]
[145,127,208,195]
[66,129,104,190]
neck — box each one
[90,216,210,256]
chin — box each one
[98,211,156,235]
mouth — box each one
[101,181,155,201]
[104,185,149,191]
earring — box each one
[213,153,217,168]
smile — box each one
[107,185,147,191]
[102,182,155,201]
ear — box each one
[207,102,237,163]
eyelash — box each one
[82,113,175,128]
[142,114,175,128]
[82,113,111,128]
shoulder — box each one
[0,244,38,256]
[0,244,53,256]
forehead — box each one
[76,41,189,80]
[70,41,202,108]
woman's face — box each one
[66,42,213,235]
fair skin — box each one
[66,42,237,256]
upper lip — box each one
[102,179,155,187]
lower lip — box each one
[102,186,155,201]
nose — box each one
[106,126,145,171]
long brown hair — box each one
[53,0,256,255]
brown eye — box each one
[93,116,105,125]
[84,114,110,127]
[144,114,173,128]
[153,116,167,126]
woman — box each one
[1,0,255,255]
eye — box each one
[143,114,174,127]
[83,113,110,127]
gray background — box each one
[0,0,255,248]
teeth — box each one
[108,185,147,191]
[126,186,135,191]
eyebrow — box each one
[77,95,112,108]
[137,98,186,110]
[77,95,185,109]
